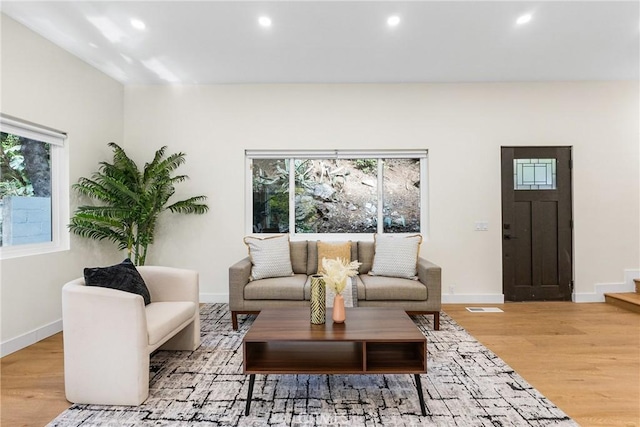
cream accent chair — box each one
[62,266,200,406]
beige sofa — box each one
[62,266,200,406]
[229,240,441,330]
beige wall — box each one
[2,13,639,355]
[0,15,124,354]
[123,82,639,303]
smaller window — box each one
[514,158,557,190]
[0,115,69,259]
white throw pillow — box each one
[369,234,422,279]
[244,234,294,280]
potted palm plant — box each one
[68,142,209,265]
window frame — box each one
[245,149,429,240]
[0,114,69,260]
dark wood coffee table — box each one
[242,307,427,415]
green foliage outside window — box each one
[0,132,48,197]
[354,159,377,174]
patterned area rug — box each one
[49,304,577,427]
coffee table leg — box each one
[245,374,256,415]
[414,374,426,416]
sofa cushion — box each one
[145,301,197,346]
[304,276,359,307]
[360,275,427,301]
[370,234,422,279]
[357,241,375,274]
[84,258,151,305]
[244,274,307,300]
[244,234,294,280]
[317,241,351,274]
[355,276,367,300]
[290,241,308,274]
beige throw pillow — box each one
[317,241,351,274]
[244,234,294,281]
[369,234,422,279]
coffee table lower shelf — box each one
[243,340,427,416]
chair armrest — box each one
[137,266,199,304]
[229,257,252,310]
[62,279,148,367]
[62,279,147,338]
[417,257,442,309]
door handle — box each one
[503,235,518,240]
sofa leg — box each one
[232,311,238,330]
[434,312,440,330]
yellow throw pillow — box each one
[317,241,351,274]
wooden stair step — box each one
[604,292,640,313]
[634,278,640,294]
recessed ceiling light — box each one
[131,18,146,30]
[516,14,533,25]
[387,15,401,27]
[258,16,272,28]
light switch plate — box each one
[474,221,489,231]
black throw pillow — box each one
[84,258,151,305]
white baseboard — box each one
[199,293,229,303]
[574,268,639,303]
[442,294,504,304]
[1,319,62,357]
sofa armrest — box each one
[137,266,199,304]
[229,257,252,310]
[417,257,442,310]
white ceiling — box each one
[2,1,639,85]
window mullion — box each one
[289,158,296,235]
[377,158,384,234]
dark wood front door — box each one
[501,147,573,301]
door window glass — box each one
[514,158,556,190]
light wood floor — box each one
[2,302,639,427]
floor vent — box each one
[465,307,504,313]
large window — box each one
[0,115,69,259]
[247,150,427,236]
